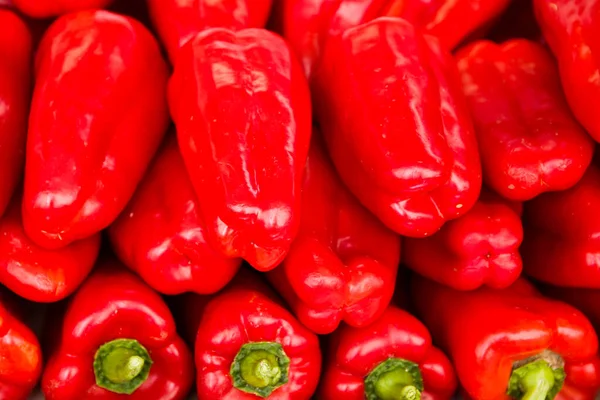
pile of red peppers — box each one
[2,0,600,399]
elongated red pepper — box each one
[12,0,114,18]
[109,136,241,295]
[266,135,400,334]
[41,261,194,399]
[456,39,594,201]
[0,289,42,400]
[403,188,523,290]
[0,194,100,302]
[147,0,273,62]
[319,305,457,400]
[534,0,600,143]
[169,28,311,271]
[521,161,600,288]
[23,10,169,250]
[313,17,481,237]
[179,269,322,399]
[0,10,31,220]
[411,276,600,400]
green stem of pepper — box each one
[507,358,566,400]
[364,358,423,400]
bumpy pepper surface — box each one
[23,10,169,249]
[109,136,241,295]
[180,270,322,399]
[412,276,600,400]
[313,17,481,237]
[456,39,594,201]
[147,0,273,62]
[266,135,401,334]
[0,10,31,221]
[41,261,194,399]
[11,0,114,18]
[404,189,523,290]
[318,305,457,400]
[169,28,311,271]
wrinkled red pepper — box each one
[319,305,457,400]
[109,136,241,295]
[23,10,169,250]
[147,0,273,62]
[41,261,194,399]
[456,39,594,201]
[0,289,42,400]
[0,10,31,219]
[521,161,600,288]
[0,194,100,302]
[179,269,322,399]
[12,0,114,18]
[169,28,311,271]
[266,135,401,334]
[534,0,600,143]
[403,188,523,291]
[412,276,600,400]
[313,17,481,237]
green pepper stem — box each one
[364,358,424,400]
[507,359,566,400]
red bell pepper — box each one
[12,0,114,18]
[109,136,241,295]
[23,10,169,250]
[147,0,273,63]
[313,17,482,237]
[266,135,401,334]
[41,261,194,399]
[456,39,594,201]
[0,10,31,220]
[521,161,600,288]
[534,0,600,143]
[0,194,100,302]
[169,28,311,271]
[179,269,322,399]
[403,188,523,291]
[318,305,457,400]
[411,276,600,400]
[0,289,42,400]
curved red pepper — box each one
[0,194,100,302]
[109,136,241,295]
[456,39,594,201]
[0,10,31,219]
[319,305,457,400]
[313,17,481,237]
[266,135,401,334]
[403,188,523,291]
[12,0,114,18]
[411,276,600,400]
[147,0,273,63]
[169,28,311,271]
[181,270,321,399]
[522,161,600,288]
[41,261,194,399]
[0,289,42,400]
[23,10,169,250]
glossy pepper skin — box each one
[24,10,169,250]
[319,305,457,400]
[313,17,482,237]
[0,194,100,302]
[169,28,311,271]
[411,276,600,400]
[180,269,322,399]
[41,261,194,399]
[109,136,241,295]
[0,10,31,220]
[266,135,401,335]
[12,0,114,18]
[147,0,273,63]
[456,39,594,201]
[0,289,42,400]
[521,161,600,288]
[404,189,523,291]
[534,0,600,143]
